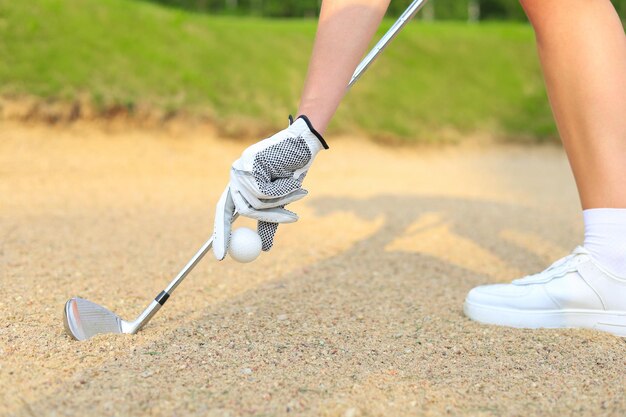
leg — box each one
[521,0,626,208]
[464,1,626,336]
[523,0,626,278]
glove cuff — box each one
[291,114,329,150]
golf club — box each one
[63,0,429,341]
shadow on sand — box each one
[21,195,621,417]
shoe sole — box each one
[464,300,626,337]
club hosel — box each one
[129,299,163,334]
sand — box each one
[1,121,625,417]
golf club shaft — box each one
[348,0,428,88]
[131,214,239,333]
[133,1,426,332]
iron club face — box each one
[64,297,128,341]
[64,296,163,341]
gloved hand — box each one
[212,115,328,260]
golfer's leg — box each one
[296,0,391,134]
[464,0,626,335]
[523,1,626,277]
[521,0,626,209]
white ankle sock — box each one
[583,208,626,278]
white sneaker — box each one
[463,246,626,336]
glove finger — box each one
[257,221,279,251]
[259,176,304,199]
[232,189,298,223]
[212,186,236,261]
[232,169,303,200]
[232,175,307,209]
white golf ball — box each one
[228,227,262,263]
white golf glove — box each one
[212,115,328,260]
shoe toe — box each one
[468,282,529,297]
[466,280,564,311]
[465,283,532,308]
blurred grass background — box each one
[1,0,622,142]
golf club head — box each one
[64,297,125,341]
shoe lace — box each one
[513,246,589,285]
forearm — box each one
[297,0,391,133]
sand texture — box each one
[1,122,625,416]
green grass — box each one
[0,0,556,142]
